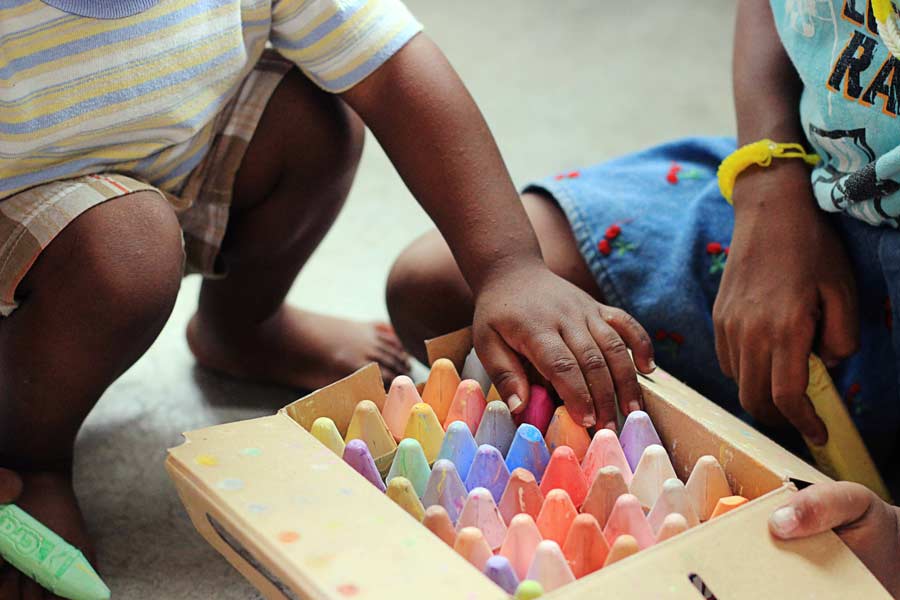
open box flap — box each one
[167,413,507,600]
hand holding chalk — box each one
[0,468,110,600]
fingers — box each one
[559,323,616,430]
[712,297,736,380]
[0,468,22,504]
[817,285,860,367]
[769,481,875,539]
[475,328,531,415]
[771,342,826,445]
[525,331,596,427]
[587,316,644,419]
[738,349,780,425]
[600,307,656,374]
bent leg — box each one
[0,191,183,596]
[187,68,408,391]
[387,191,602,362]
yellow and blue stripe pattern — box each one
[0,0,422,200]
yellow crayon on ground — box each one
[804,355,891,501]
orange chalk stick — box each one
[545,406,591,461]
[603,534,639,567]
[422,358,461,423]
[685,455,732,522]
[444,379,487,434]
[423,505,457,546]
[535,489,578,547]
[454,527,494,571]
[456,487,508,550]
[383,375,422,441]
[402,403,445,464]
[540,446,589,508]
[499,468,545,525]
[710,495,748,519]
[562,514,609,579]
[582,429,633,486]
[500,513,544,581]
[603,493,655,550]
[581,465,629,528]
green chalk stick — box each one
[0,504,110,600]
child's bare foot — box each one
[0,470,93,599]
[187,305,411,390]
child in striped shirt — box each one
[0,1,655,594]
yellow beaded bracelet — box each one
[717,139,820,204]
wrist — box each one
[731,159,818,217]
[468,254,546,299]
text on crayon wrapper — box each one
[0,510,75,577]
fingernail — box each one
[648,359,657,372]
[604,421,617,432]
[628,401,641,414]
[770,506,799,537]
[507,394,524,414]
[582,414,597,428]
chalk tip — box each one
[514,580,545,599]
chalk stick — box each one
[603,534,639,567]
[465,444,511,503]
[581,429,633,486]
[540,446,589,508]
[656,513,688,543]
[310,417,345,457]
[710,495,748,519]
[422,358,461,423]
[562,513,608,579]
[535,489,577,547]
[513,384,554,436]
[344,399,397,459]
[629,444,677,511]
[456,487,508,550]
[619,410,662,472]
[444,379,487,434]
[387,438,431,498]
[422,459,468,523]
[475,401,517,456]
[342,439,386,492]
[647,478,699,533]
[514,580,545,600]
[685,455,732,521]
[436,421,479,481]
[499,468,545,525]
[505,424,551,482]
[500,513,544,581]
[386,476,425,521]
[603,493,655,550]
[526,540,575,593]
[383,375,422,441]
[423,505,457,546]
[484,555,521,595]
[461,347,493,394]
[402,402,445,463]
[545,407,591,461]
[486,384,502,403]
[453,526,493,571]
[581,465,629,528]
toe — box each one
[374,322,407,353]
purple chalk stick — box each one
[465,444,511,503]
[484,555,520,594]
[423,459,469,523]
[619,410,663,472]
[343,439,386,492]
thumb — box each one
[475,329,530,415]
[817,285,859,367]
[0,468,22,505]
[769,481,874,539]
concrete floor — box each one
[75,2,738,597]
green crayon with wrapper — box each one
[0,503,110,600]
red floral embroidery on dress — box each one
[706,241,729,274]
[554,170,581,180]
[666,162,705,184]
[654,328,684,358]
[597,222,635,257]
[845,382,865,417]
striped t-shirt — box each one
[0,0,423,200]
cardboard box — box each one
[166,328,891,599]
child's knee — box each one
[27,191,183,330]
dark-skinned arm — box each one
[341,34,655,429]
[712,0,858,444]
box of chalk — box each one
[166,327,891,599]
